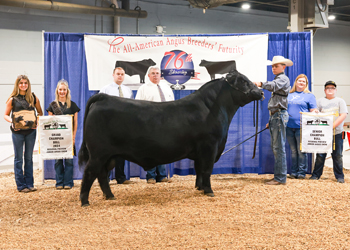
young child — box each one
[310,81,348,183]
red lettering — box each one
[107,37,124,53]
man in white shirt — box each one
[100,67,133,99]
[100,67,134,184]
[135,66,174,184]
[135,67,175,102]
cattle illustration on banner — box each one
[301,112,334,153]
[84,34,268,90]
[38,115,73,160]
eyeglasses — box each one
[325,87,336,90]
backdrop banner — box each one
[301,112,333,153]
[44,32,312,180]
[84,34,268,90]
[39,115,73,160]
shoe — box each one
[160,178,172,183]
[122,180,135,185]
[56,186,64,190]
[64,186,72,189]
[265,178,275,182]
[288,174,298,179]
[297,175,305,179]
[337,178,345,183]
[28,187,37,192]
[265,180,286,185]
[309,176,319,180]
[19,188,30,193]
[147,179,156,184]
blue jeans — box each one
[269,110,289,183]
[312,133,344,180]
[55,159,74,188]
[12,130,36,191]
[286,127,308,177]
[146,165,167,182]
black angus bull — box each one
[78,69,264,206]
[199,60,236,80]
[115,59,156,83]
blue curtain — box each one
[44,33,97,180]
[43,31,312,180]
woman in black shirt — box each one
[47,79,80,189]
[4,75,43,193]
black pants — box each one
[107,158,126,184]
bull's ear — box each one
[225,69,238,82]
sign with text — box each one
[38,115,73,160]
[301,112,333,153]
[84,34,268,90]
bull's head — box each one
[225,70,264,107]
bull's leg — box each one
[194,161,203,191]
[80,169,97,207]
[97,171,115,201]
[195,144,217,197]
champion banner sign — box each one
[84,34,268,90]
[301,112,334,153]
[38,115,73,160]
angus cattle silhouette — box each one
[115,59,156,83]
[199,60,236,80]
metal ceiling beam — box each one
[188,0,245,9]
[0,0,147,18]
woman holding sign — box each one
[4,75,43,193]
[47,79,80,189]
[286,74,317,179]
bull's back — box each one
[84,95,221,164]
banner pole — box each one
[41,30,45,185]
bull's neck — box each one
[197,80,239,122]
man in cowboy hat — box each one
[254,55,293,185]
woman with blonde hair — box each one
[287,74,318,179]
[4,75,43,193]
[47,79,80,189]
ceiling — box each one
[224,0,350,23]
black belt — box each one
[270,108,286,115]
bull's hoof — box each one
[204,192,215,197]
[105,196,116,200]
[81,202,90,207]
[195,186,203,191]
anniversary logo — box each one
[301,112,334,153]
[38,115,73,160]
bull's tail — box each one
[78,94,109,168]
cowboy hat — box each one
[267,56,293,67]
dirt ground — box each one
[0,167,350,250]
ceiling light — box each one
[242,3,250,10]
[328,15,336,20]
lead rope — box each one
[221,127,268,156]
[252,100,259,159]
